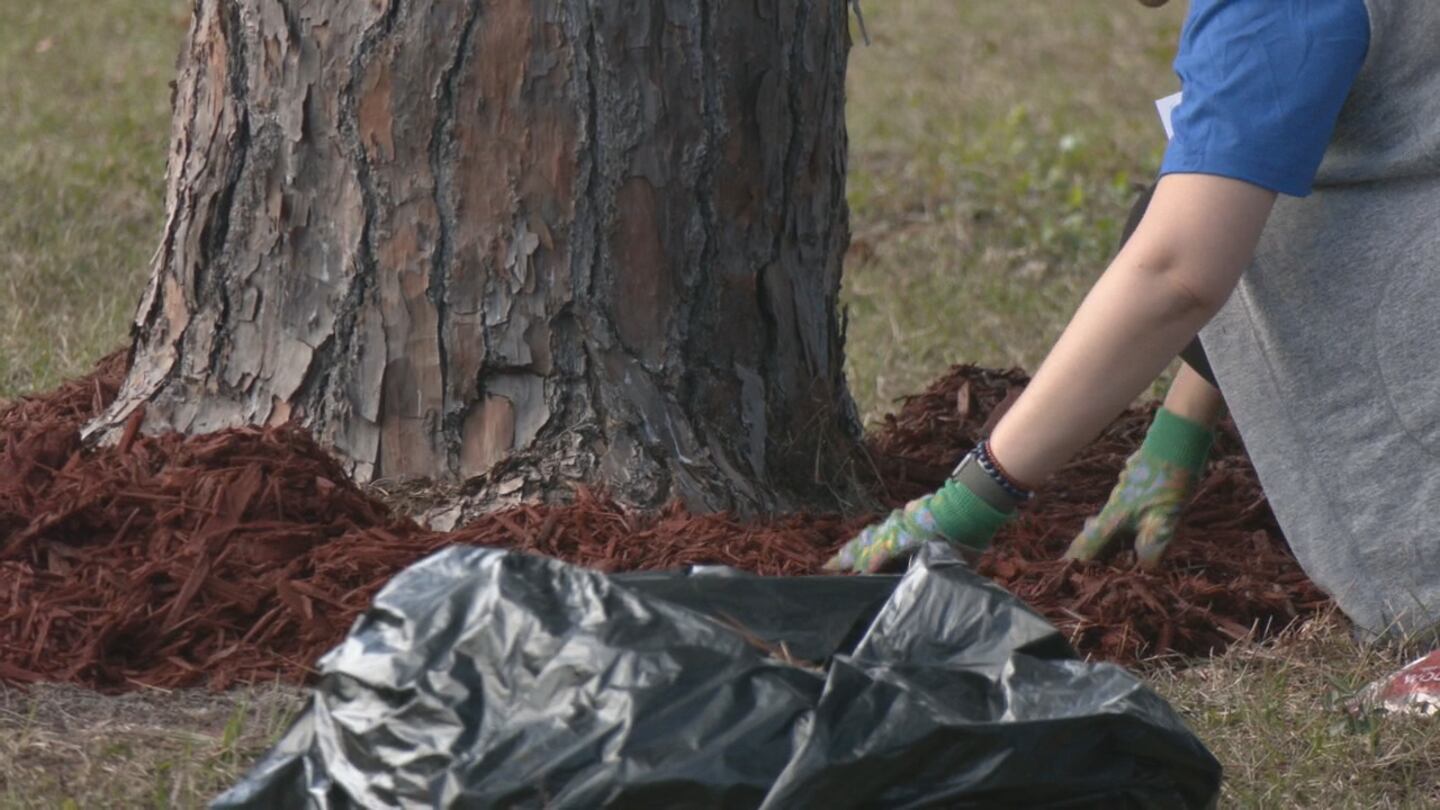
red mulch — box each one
[871,366,1328,663]
[0,355,1329,692]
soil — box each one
[0,354,1329,691]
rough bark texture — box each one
[90,0,864,518]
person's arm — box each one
[1162,361,1224,427]
[824,0,1367,575]
[986,173,1273,486]
[824,174,1269,575]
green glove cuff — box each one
[927,479,1012,551]
[1141,407,1214,475]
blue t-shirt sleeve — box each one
[1161,0,1370,197]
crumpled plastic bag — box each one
[215,543,1220,808]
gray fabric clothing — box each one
[1199,0,1440,639]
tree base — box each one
[89,0,867,516]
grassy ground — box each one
[0,684,302,809]
[2,0,1438,807]
[0,1,187,397]
[842,1,1182,418]
[1154,616,1440,808]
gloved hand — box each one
[824,474,1012,573]
[1064,407,1214,569]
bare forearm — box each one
[1162,363,1225,427]
[987,174,1273,485]
[988,255,1219,482]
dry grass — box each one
[0,684,303,809]
[1151,615,1440,808]
[3,0,1438,807]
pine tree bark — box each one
[89,0,865,518]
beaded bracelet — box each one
[974,440,1035,503]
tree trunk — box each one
[89,0,865,518]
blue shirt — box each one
[1161,0,1370,197]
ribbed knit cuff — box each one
[927,479,1012,552]
[1141,407,1214,475]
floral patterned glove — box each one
[1064,408,1214,569]
[824,476,1012,574]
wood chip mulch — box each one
[0,354,1329,692]
[871,365,1329,663]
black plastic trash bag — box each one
[215,544,1220,808]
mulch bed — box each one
[0,354,1329,692]
[871,366,1328,664]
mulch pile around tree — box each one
[0,354,1329,692]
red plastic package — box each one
[1356,650,1440,717]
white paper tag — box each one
[1155,92,1183,141]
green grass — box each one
[0,0,185,397]
[3,0,1439,807]
[842,1,1184,420]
